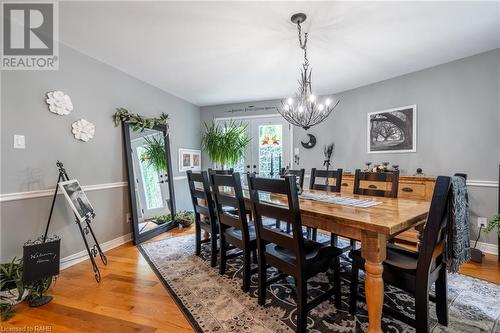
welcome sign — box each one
[23,238,60,283]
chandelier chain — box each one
[297,22,309,67]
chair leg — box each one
[210,232,217,268]
[275,219,281,229]
[242,249,251,292]
[350,239,356,249]
[333,257,342,309]
[258,249,267,306]
[219,233,227,275]
[195,223,201,256]
[295,276,308,333]
[252,248,258,264]
[286,223,291,234]
[312,228,317,241]
[306,227,312,239]
[331,233,338,247]
[349,258,360,315]
[435,268,449,326]
[415,282,430,333]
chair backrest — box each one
[186,170,217,227]
[247,173,306,267]
[280,168,305,189]
[309,168,343,192]
[208,168,234,175]
[210,172,251,241]
[416,176,452,274]
[353,169,399,198]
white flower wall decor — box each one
[46,90,74,115]
[72,119,95,142]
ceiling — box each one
[60,1,500,106]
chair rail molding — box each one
[0,181,128,202]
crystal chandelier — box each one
[278,13,339,131]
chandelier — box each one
[278,13,339,131]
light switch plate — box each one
[13,135,25,149]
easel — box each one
[45,161,107,282]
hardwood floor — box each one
[2,227,498,332]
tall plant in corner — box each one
[201,121,251,169]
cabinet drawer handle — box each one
[402,187,414,192]
[368,184,377,189]
[342,183,348,187]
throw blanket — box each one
[447,176,471,273]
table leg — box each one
[361,231,387,333]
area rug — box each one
[139,234,500,332]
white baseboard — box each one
[473,240,498,256]
[59,233,132,270]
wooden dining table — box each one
[242,188,431,333]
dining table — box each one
[242,188,431,333]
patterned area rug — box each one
[139,234,500,332]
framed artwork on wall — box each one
[179,148,202,172]
[367,105,417,154]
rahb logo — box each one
[1,1,59,70]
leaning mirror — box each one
[122,123,176,244]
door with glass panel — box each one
[216,116,291,178]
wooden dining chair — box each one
[349,176,452,333]
[211,172,257,292]
[186,170,219,267]
[308,168,343,243]
[353,169,399,198]
[276,169,305,233]
[247,173,343,333]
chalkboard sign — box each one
[23,239,60,283]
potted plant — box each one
[201,121,250,169]
[485,214,500,235]
[0,258,54,321]
[175,211,195,228]
[141,135,167,173]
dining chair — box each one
[208,168,234,175]
[247,173,343,333]
[186,170,219,267]
[349,176,452,333]
[353,169,400,198]
[210,172,257,292]
[309,168,345,244]
[276,168,305,233]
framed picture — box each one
[179,148,201,172]
[59,179,95,222]
[367,105,416,153]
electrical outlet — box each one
[477,217,488,228]
[126,213,131,223]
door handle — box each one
[368,184,377,189]
[253,165,256,168]
[402,187,414,192]
[247,165,250,169]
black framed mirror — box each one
[122,123,176,244]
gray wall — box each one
[1,44,201,260]
[201,49,500,246]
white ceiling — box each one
[60,1,500,106]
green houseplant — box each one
[0,258,27,321]
[201,121,251,169]
[0,258,53,321]
[485,214,500,235]
[141,135,168,173]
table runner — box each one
[299,192,382,208]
